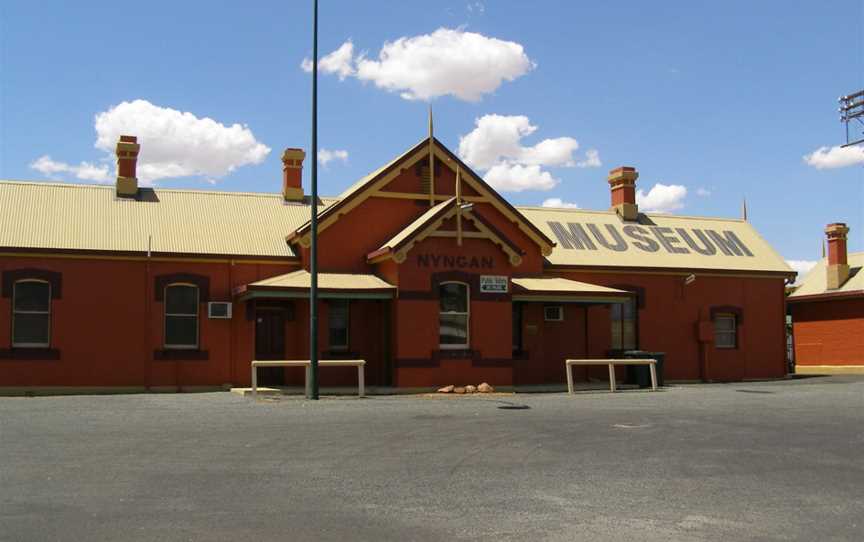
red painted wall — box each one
[790,298,864,366]
[541,271,788,381]
[0,256,392,389]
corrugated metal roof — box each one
[248,269,396,290]
[788,252,864,298]
[0,181,338,258]
[0,179,792,276]
[512,277,628,295]
[516,206,793,274]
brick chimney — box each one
[825,222,850,289]
[115,135,140,198]
[608,166,639,221]
[281,148,306,201]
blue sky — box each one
[1,1,862,269]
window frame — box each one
[439,281,470,350]
[714,313,738,349]
[543,305,564,322]
[163,283,200,350]
[11,279,52,348]
[610,297,639,351]
[327,299,350,351]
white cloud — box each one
[305,28,534,102]
[804,145,864,169]
[91,99,270,184]
[483,162,557,192]
[318,148,349,167]
[467,2,485,14]
[541,197,579,209]
[458,114,597,192]
[301,41,356,80]
[32,101,270,185]
[636,183,687,213]
[576,149,601,168]
[30,155,111,182]
[786,259,818,284]
[696,187,711,197]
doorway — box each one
[255,309,286,386]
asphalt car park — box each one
[2,376,862,541]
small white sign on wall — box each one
[480,275,508,293]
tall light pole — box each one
[309,0,320,400]
[840,89,864,147]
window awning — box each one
[234,270,396,300]
[511,277,632,304]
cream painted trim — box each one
[512,295,629,304]
[0,252,297,265]
[429,231,487,239]
[549,266,792,280]
[372,190,486,202]
[463,210,523,266]
[794,365,864,375]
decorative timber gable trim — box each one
[367,198,525,266]
[286,138,555,256]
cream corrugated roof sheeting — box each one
[0,181,338,258]
[517,207,793,274]
[511,277,628,295]
[248,269,395,290]
[788,252,864,298]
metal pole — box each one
[309,0,320,400]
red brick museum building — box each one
[0,134,795,392]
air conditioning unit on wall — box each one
[208,302,233,319]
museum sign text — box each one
[546,221,755,257]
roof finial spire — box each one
[428,104,435,207]
[742,196,748,221]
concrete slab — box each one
[3,375,863,541]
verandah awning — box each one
[234,269,396,300]
[511,277,632,304]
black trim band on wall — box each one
[153,349,209,361]
[710,305,743,323]
[395,358,440,368]
[154,273,210,303]
[471,358,513,368]
[0,348,61,361]
[2,269,62,299]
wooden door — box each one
[255,310,286,386]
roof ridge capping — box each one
[0,179,342,201]
[516,204,747,223]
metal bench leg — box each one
[649,362,658,391]
[252,365,257,398]
[358,366,365,397]
[566,363,574,394]
[305,365,311,399]
[608,364,617,392]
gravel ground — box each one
[1,375,863,541]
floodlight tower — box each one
[839,89,864,147]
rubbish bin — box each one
[623,350,665,388]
